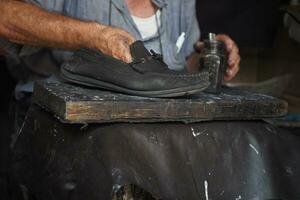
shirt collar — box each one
[111,0,126,12]
[152,0,168,8]
[112,0,167,11]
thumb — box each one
[194,41,204,53]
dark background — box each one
[197,0,282,47]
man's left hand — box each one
[194,34,241,81]
[216,34,240,81]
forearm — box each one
[0,0,105,50]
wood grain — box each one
[33,81,288,124]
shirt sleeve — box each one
[23,0,66,13]
[181,0,200,58]
[0,0,66,56]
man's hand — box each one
[216,34,240,81]
[92,26,135,63]
[194,34,241,81]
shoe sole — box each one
[61,68,209,98]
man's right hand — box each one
[91,25,136,63]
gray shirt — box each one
[0,0,200,96]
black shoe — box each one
[61,41,210,97]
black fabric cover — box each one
[13,105,300,200]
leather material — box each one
[129,41,170,73]
[130,41,152,61]
[61,41,210,97]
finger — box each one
[194,41,204,53]
[121,30,136,46]
[216,34,234,51]
[224,68,237,81]
[216,34,240,66]
[226,56,240,75]
[116,53,131,63]
[228,47,239,67]
[228,56,240,75]
[124,52,132,63]
[118,51,132,63]
[115,48,132,63]
[119,44,133,63]
[224,57,240,81]
[127,36,136,46]
[112,36,134,62]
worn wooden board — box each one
[33,81,288,124]
[264,113,300,128]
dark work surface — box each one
[33,81,287,123]
[13,105,300,200]
[0,57,15,112]
[0,57,16,200]
[0,115,10,199]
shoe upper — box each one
[130,41,169,73]
[62,41,210,91]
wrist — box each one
[82,22,107,50]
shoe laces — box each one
[132,49,163,64]
[150,49,163,61]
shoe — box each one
[61,41,210,97]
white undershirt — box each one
[131,10,161,39]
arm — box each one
[0,0,135,62]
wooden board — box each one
[265,113,300,128]
[33,81,288,124]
